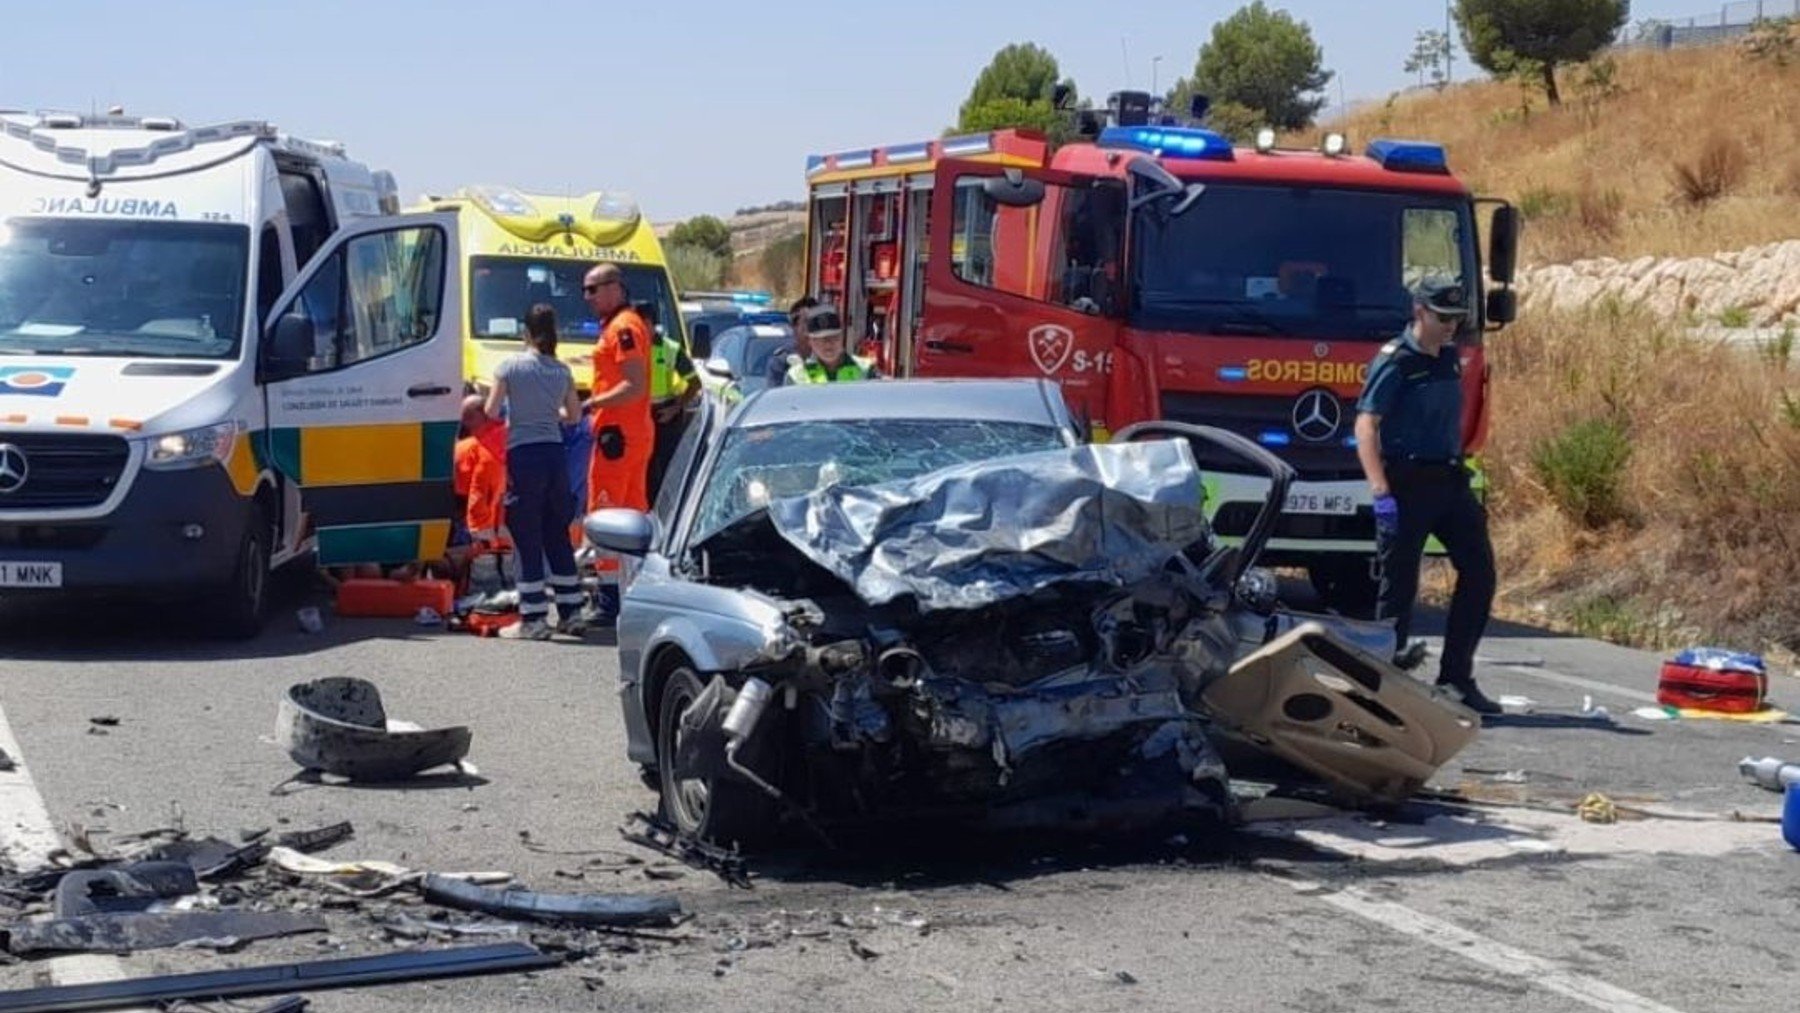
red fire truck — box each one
[801,102,1518,614]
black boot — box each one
[1437,677,1502,716]
[1392,641,1429,671]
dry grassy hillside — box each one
[1326,38,1800,264]
[1348,37,1800,658]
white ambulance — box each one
[0,111,465,636]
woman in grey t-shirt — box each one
[483,303,585,640]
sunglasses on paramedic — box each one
[582,279,621,294]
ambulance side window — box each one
[277,225,446,375]
[337,228,444,367]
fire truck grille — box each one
[1160,392,1365,480]
[0,434,130,510]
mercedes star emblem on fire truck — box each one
[1291,389,1343,443]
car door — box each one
[259,214,463,567]
[1202,622,1479,800]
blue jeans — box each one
[504,442,581,619]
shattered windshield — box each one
[0,218,249,359]
[691,418,1067,544]
[1131,184,1475,340]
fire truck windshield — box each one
[1129,184,1474,340]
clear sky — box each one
[0,0,1713,221]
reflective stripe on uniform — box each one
[788,356,873,384]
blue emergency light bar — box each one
[1098,125,1234,161]
[1365,138,1450,174]
[1257,429,1292,447]
[732,291,774,305]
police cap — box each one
[1411,273,1470,316]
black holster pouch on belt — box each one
[597,425,626,460]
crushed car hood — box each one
[730,440,1210,612]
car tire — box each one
[212,505,271,640]
[656,667,774,848]
[1308,557,1380,619]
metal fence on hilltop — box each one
[1613,0,1800,50]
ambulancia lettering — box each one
[30,196,180,218]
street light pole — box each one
[1152,55,1163,96]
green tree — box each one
[957,96,1065,135]
[955,42,1075,140]
[1404,29,1453,90]
[666,243,728,293]
[1454,0,1630,106]
[759,233,806,302]
[666,214,733,260]
[1174,2,1332,132]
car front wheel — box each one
[656,667,775,848]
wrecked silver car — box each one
[585,379,1478,846]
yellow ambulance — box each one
[413,187,683,393]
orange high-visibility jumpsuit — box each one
[454,421,508,541]
[586,306,655,512]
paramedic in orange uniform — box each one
[582,263,654,512]
[453,394,508,545]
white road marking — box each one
[0,695,146,1004]
[1496,664,1662,705]
[1279,875,1689,1013]
[1247,808,1779,866]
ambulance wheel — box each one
[656,667,773,848]
[213,505,272,640]
[1308,557,1380,619]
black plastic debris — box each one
[275,822,354,854]
[276,678,472,781]
[420,874,682,929]
[4,910,327,956]
[144,837,268,881]
[620,811,751,889]
[0,941,558,1013]
[54,862,197,918]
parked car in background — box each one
[695,322,794,402]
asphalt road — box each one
[1,577,1796,1013]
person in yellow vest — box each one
[786,306,879,384]
[647,324,698,503]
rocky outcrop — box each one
[1518,240,1800,327]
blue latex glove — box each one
[1373,494,1400,538]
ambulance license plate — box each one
[1283,491,1358,516]
[0,561,62,588]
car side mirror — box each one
[1488,204,1519,285]
[582,508,655,556]
[263,311,314,380]
[1486,287,1517,326]
[983,169,1045,208]
[690,322,713,359]
[703,356,734,380]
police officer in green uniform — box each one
[786,306,879,384]
[647,325,698,501]
[1353,274,1500,716]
